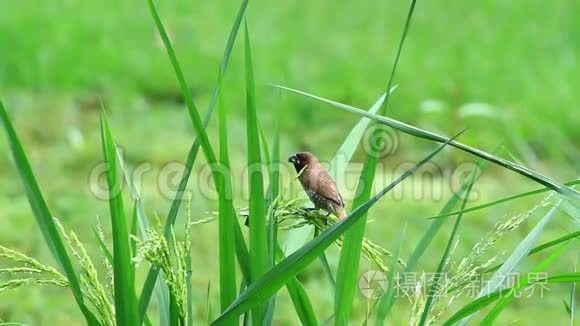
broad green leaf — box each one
[212,132,460,324]
[100,112,138,325]
[0,100,98,325]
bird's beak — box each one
[288,155,299,165]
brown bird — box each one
[288,152,346,219]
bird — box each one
[288,152,346,219]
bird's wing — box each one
[308,167,344,207]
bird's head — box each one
[288,152,318,172]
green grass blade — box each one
[130,202,138,257]
[169,293,180,325]
[273,244,318,325]
[100,112,138,325]
[0,101,99,325]
[216,69,237,316]
[94,228,114,264]
[271,84,580,208]
[565,299,572,316]
[570,253,578,326]
[443,272,580,326]
[379,0,416,115]
[442,287,513,326]
[258,121,271,169]
[233,214,251,283]
[207,283,214,325]
[409,161,484,271]
[376,161,484,317]
[328,89,396,180]
[334,0,417,314]
[268,120,280,203]
[212,132,460,324]
[117,144,169,326]
[139,0,247,319]
[96,222,158,326]
[267,117,280,265]
[457,194,568,325]
[206,0,249,112]
[485,231,580,273]
[546,273,580,282]
[375,223,407,324]
[418,161,478,325]
[335,150,379,324]
[264,103,281,326]
[243,21,269,325]
[334,0,417,300]
[427,179,580,220]
[129,202,138,292]
[146,0,217,166]
[480,242,570,325]
[315,228,336,291]
[286,277,319,326]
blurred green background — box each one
[0,0,578,324]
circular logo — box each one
[362,125,399,158]
[359,270,388,299]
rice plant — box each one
[0,0,578,325]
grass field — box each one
[0,0,578,324]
